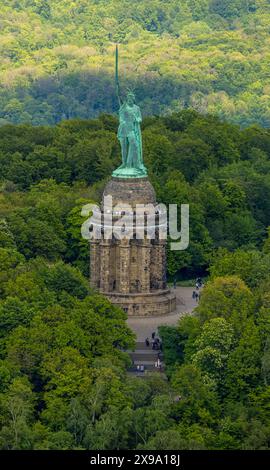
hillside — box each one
[1,0,270,126]
[1,113,270,449]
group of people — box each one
[145,331,162,351]
[155,357,162,370]
[135,332,163,374]
[145,331,163,371]
[192,277,203,302]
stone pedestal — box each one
[99,241,110,292]
[90,177,176,317]
[119,241,130,294]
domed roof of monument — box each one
[102,177,156,208]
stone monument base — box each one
[90,176,176,318]
[101,289,176,317]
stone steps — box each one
[133,359,158,366]
[131,352,159,362]
[133,341,161,350]
[127,370,166,378]
[135,341,152,350]
[128,340,163,376]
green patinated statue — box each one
[112,46,147,178]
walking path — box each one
[128,341,160,376]
[127,286,197,342]
[127,287,198,375]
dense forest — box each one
[0,111,270,448]
[1,0,270,126]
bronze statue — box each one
[112,45,147,178]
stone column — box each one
[90,240,100,289]
[150,241,159,290]
[140,240,151,292]
[99,240,111,292]
[160,240,167,289]
[119,240,130,294]
[154,240,167,289]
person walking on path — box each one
[145,337,150,347]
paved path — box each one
[127,287,197,342]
